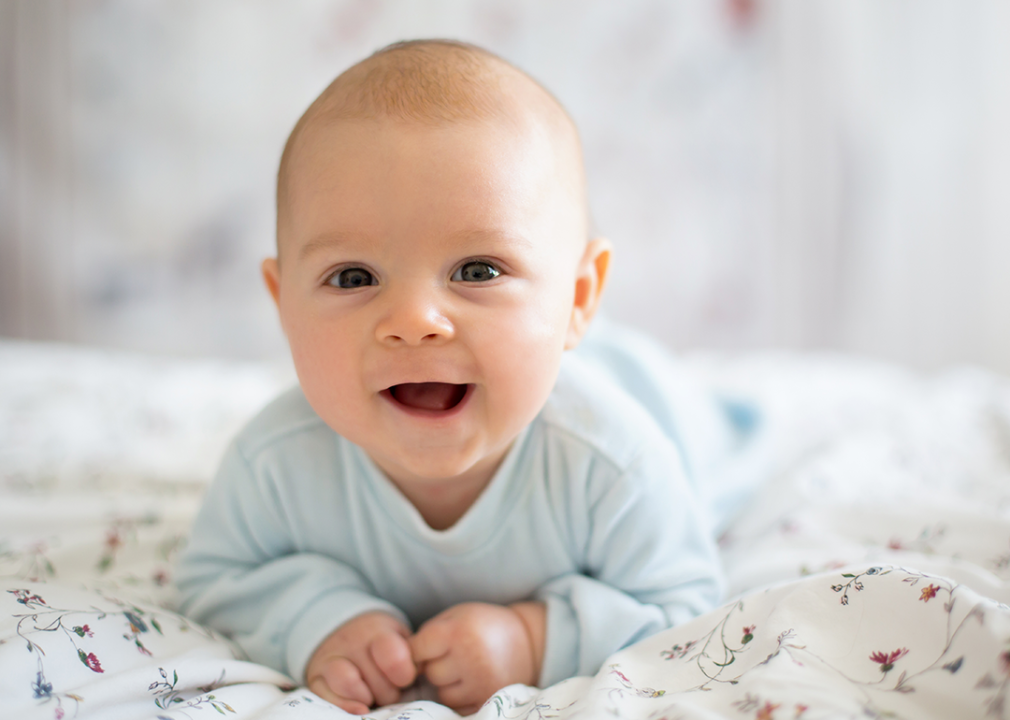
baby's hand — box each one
[410,602,544,715]
[305,611,417,714]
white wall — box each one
[1,0,1008,373]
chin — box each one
[387,446,493,484]
[398,458,481,483]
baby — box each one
[176,40,722,714]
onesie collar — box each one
[351,425,533,556]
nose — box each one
[375,282,455,346]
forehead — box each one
[293,115,536,179]
[275,44,590,256]
[282,116,581,253]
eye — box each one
[327,267,376,289]
[452,260,501,283]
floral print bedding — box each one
[2,340,1010,719]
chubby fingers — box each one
[307,657,372,715]
[371,629,418,689]
[409,616,453,666]
[351,634,406,706]
[411,619,483,710]
[410,618,461,685]
[430,675,480,711]
[308,632,415,711]
[415,650,477,712]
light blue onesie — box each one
[175,326,733,689]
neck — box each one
[400,477,487,531]
[376,447,511,531]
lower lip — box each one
[380,383,474,419]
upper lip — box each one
[370,353,475,392]
[380,381,472,396]
[372,370,472,393]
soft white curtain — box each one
[1,0,1007,373]
[762,0,1010,371]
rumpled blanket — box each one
[2,340,1009,719]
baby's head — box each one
[263,40,610,506]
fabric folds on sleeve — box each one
[175,442,407,682]
[534,443,723,687]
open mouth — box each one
[386,382,470,412]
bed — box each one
[3,338,1009,720]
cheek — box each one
[281,307,359,407]
[477,285,572,410]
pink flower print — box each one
[72,624,93,638]
[610,667,632,685]
[55,709,64,719]
[98,526,125,571]
[756,701,781,720]
[9,589,47,607]
[919,584,939,602]
[742,625,756,644]
[152,568,169,586]
[105,528,122,549]
[661,640,696,660]
[78,650,105,673]
[870,648,908,673]
[887,537,904,550]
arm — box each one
[535,444,723,687]
[175,442,413,694]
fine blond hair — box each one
[276,40,586,250]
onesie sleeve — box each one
[534,443,723,687]
[174,441,408,683]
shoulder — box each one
[536,353,681,477]
[528,354,698,548]
[229,385,334,463]
[207,386,362,523]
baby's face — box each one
[266,117,594,496]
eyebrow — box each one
[449,229,534,252]
[299,232,359,261]
[298,228,533,261]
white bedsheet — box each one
[2,340,1010,719]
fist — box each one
[305,611,417,714]
[410,603,538,714]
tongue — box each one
[390,383,466,411]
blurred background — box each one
[1,0,1008,374]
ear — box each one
[565,237,612,350]
[262,257,282,309]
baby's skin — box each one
[305,603,545,714]
[265,41,609,713]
